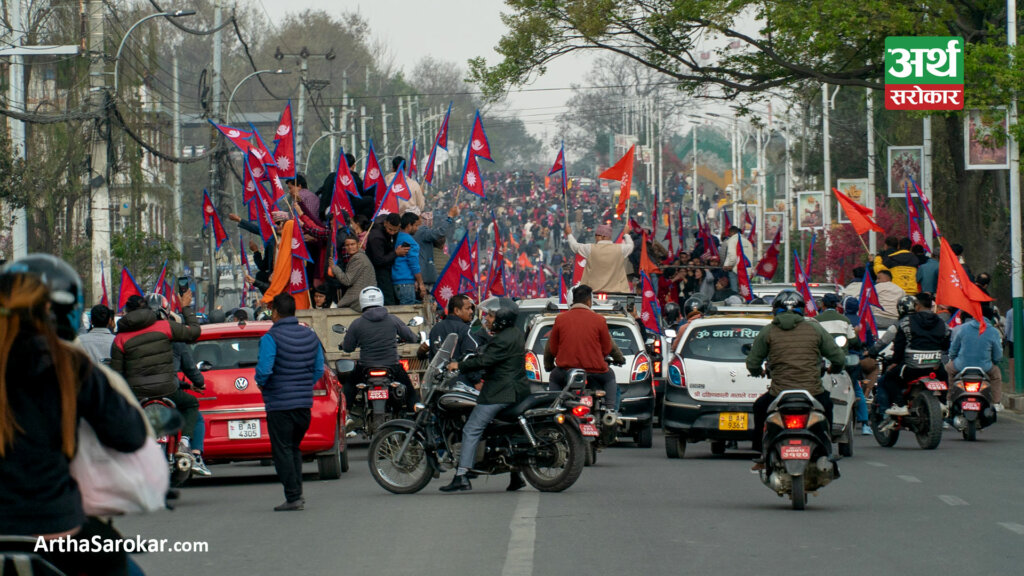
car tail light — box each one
[653,361,662,374]
[572,405,590,418]
[783,414,809,429]
[525,351,541,382]
[368,369,388,377]
[964,381,982,393]
[668,354,686,388]
[399,359,410,371]
[652,338,661,356]
[630,353,650,383]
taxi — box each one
[183,321,349,479]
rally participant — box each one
[427,294,480,361]
[566,222,633,293]
[79,304,115,365]
[946,305,1004,412]
[441,298,531,493]
[746,290,846,470]
[876,293,950,416]
[817,294,870,435]
[881,238,920,295]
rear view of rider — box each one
[341,286,419,412]
[877,293,950,417]
[746,290,846,471]
[544,284,623,413]
[111,292,201,455]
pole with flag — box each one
[600,144,636,219]
[99,261,109,308]
[549,142,568,226]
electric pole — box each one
[274,46,335,167]
[88,0,111,303]
[206,0,223,313]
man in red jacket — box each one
[544,284,624,410]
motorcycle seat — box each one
[496,392,560,420]
[956,367,989,382]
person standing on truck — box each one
[566,222,633,293]
[366,213,410,306]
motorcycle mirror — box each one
[407,316,424,327]
[335,359,355,374]
[197,360,213,372]
[332,324,346,334]
[665,329,677,339]
[740,343,753,356]
[144,403,184,437]
[834,335,848,348]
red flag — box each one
[273,101,296,178]
[558,274,568,304]
[390,166,412,201]
[364,140,386,203]
[423,144,439,186]
[164,280,181,313]
[639,231,660,276]
[904,181,920,219]
[793,251,817,317]
[242,157,261,205]
[288,222,313,263]
[287,254,309,295]
[832,187,884,235]
[744,208,757,244]
[858,266,882,310]
[434,234,473,310]
[471,232,480,286]
[572,254,586,285]
[908,215,927,249]
[736,236,753,302]
[99,261,109,308]
[484,234,505,298]
[209,121,253,152]
[549,143,567,198]
[755,229,782,279]
[407,140,418,178]
[857,301,878,343]
[152,261,168,296]
[638,272,663,335]
[251,186,276,243]
[600,144,635,218]
[328,149,356,222]
[373,171,402,219]
[663,226,674,257]
[423,103,451,185]
[116,266,143,313]
[936,237,992,332]
[249,124,275,167]
[202,190,228,250]
[467,110,493,162]
[461,154,485,197]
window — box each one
[190,338,262,370]
[681,324,764,362]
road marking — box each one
[865,461,888,467]
[938,495,968,506]
[502,491,540,576]
[897,475,922,483]
[999,522,1024,536]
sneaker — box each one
[191,455,212,477]
[994,403,1004,412]
[273,499,305,511]
[885,405,910,417]
[177,436,191,454]
[942,421,951,430]
[861,423,872,436]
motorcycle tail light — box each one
[368,369,388,377]
[653,361,662,374]
[572,405,590,418]
[668,355,686,388]
[783,414,809,429]
[964,381,982,393]
[928,372,937,380]
[525,351,541,382]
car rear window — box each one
[190,338,262,370]
[681,325,764,362]
[531,323,640,356]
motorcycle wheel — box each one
[584,442,597,466]
[665,435,686,459]
[913,393,943,450]
[522,423,586,492]
[791,475,807,511]
[963,419,977,442]
[871,412,899,448]
[367,427,432,494]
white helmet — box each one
[359,286,384,311]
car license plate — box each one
[718,412,748,431]
[368,388,389,401]
[580,423,600,437]
[961,400,982,411]
[780,445,811,460]
[228,419,260,440]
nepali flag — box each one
[152,261,168,296]
[536,266,547,297]
[638,271,663,335]
[434,234,473,310]
[423,102,452,185]
[792,251,817,317]
[364,140,386,203]
[273,101,296,178]
[289,222,313,263]
[202,190,228,250]
[407,140,418,179]
[755,229,782,279]
[208,121,253,152]
[248,145,285,203]
[99,261,109,308]
[240,237,252,275]
[248,123,276,167]
[329,146,358,222]
[461,154,485,197]
[736,235,754,302]
[806,232,817,278]
[116,266,143,313]
[572,253,586,284]
[242,157,260,205]
[549,142,567,198]
[857,300,879,345]
[164,279,181,313]
[858,263,882,310]
[911,177,942,238]
[744,208,757,244]
[904,181,920,219]
[287,254,309,295]
[390,164,413,201]
[373,170,402,219]
[467,110,493,162]
[663,226,674,257]
[471,231,480,286]
[723,209,732,231]
[908,213,928,250]
[558,274,568,305]
[250,185,276,243]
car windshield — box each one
[681,324,764,362]
[531,322,640,356]
[190,337,262,370]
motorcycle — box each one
[949,366,997,441]
[868,349,946,450]
[364,333,588,494]
[561,363,623,466]
[142,396,193,487]
[757,390,839,510]
[825,336,861,458]
[333,317,425,439]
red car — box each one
[180,321,349,479]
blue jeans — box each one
[395,283,417,305]
[459,403,510,471]
[854,381,869,423]
[728,271,738,292]
[192,415,205,452]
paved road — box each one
[120,417,1024,575]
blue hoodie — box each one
[392,230,421,284]
[949,318,1002,372]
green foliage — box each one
[111,228,180,291]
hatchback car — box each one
[183,321,349,479]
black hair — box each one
[232,309,248,321]
[391,156,406,172]
[400,212,420,229]
[728,225,741,234]
[272,293,296,317]
[877,269,892,280]
[90,304,112,328]
[851,266,865,281]
[572,284,593,305]
[447,293,471,314]
[345,153,356,167]
[898,237,912,250]
[124,295,146,312]
[292,173,307,189]
[915,292,934,308]
[951,243,964,256]
[911,244,925,256]
[352,213,370,231]
[885,236,899,249]
[385,213,401,227]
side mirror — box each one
[644,337,655,348]
[834,335,848,348]
[665,329,677,339]
[332,324,346,334]
[408,316,424,327]
[740,343,753,356]
[197,360,213,372]
[335,359,355,374]
[144,403,183,437]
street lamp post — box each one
[113,10,195,94]
[225,69,290,125]
[304,131,347,176]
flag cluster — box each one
[433,234,477,311]
[461,110,493,198]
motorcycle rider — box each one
[876,292,950,417]
[341,286,419,413]
[746,290,846,471]
[946,304,1004,412]
[441,298,531,493]
[816,294,870,435]
[111,292,202,455]
[544,284,624,413]
[173,340,211,476]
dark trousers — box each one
[167,388,199,445]
[880,365,948,409]
[267,408,311,503]
[375,267,397,306]
[752,390,833,452]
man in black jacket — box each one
[878,293,950,416]
[428,294,480,361]
[441,298,531,493]
[365,213,410,306]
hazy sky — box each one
[270,0,597,144]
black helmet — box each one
[896,295,917,318]
[682,296,707,317]
[771,289,805,316]
[1,254,85,340]
[480,297,518,331]
[662,301,681,323]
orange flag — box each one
[260,220,311,309]
[600,144,635,218]
[936,237,991,333]
[638,231,661,276]
[832,187,884,235]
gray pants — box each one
[459,403,510,471]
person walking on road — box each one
[255,293,324,511]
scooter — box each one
[949,366,997,441]
[142,397,193,487]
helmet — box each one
[1,254,84,340]
[359,286,384,311]
[771,289,805,316]
[896,295,917,318]
[480,297,519,331]
[146,293,170,317]
[682,296,708,318]
[662,301,681,323]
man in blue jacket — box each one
[946,305,1004,411]
[393,212,424,304]
[255,293,324,511]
